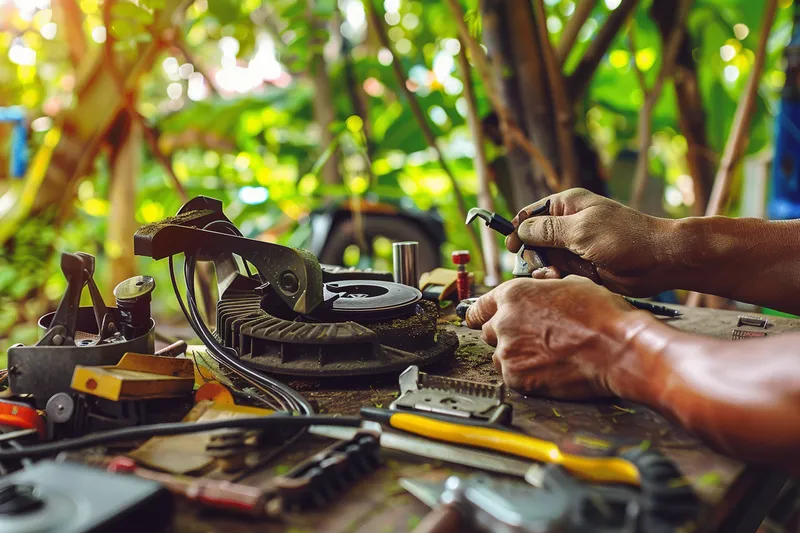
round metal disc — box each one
[113,275,155,300]
[45,393,74,423]
[315,280,422,322]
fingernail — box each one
[532,267,548,277]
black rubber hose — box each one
[0,415,360,461]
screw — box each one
[52,334,64,346]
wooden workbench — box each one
[171,305,800,533]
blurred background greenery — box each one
[0,0,794,351]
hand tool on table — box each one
[402,467,645,533]
[308,422,533,478]
[466,202,600,281]
[7,252,155,409]
[313,407,698,520]
[358,406,700,522]
[360,406,642,485]
[108,455,271,516]
[111,432,381,516]
[390,365,512,425]
[0,400,45,438]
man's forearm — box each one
[609,312,800,469]
[667,216,800,314]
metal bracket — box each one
[390,365,512,424]
[134,196,324,315]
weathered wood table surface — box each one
[171,305,799,533]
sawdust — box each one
[453,340,492,369]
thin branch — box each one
[557,0,597,67]
[703,0,778,217]
[629,0,692,210]
[533,0,579,189]
[627,25,647,93]
[56,0,87,68]
[444,0,561,191]
[102,0,188,202]
[567,0,638,102]
[365,0,485,270]
[685,0,779,308]
[457,38,501,286]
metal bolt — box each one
[52,334,64,346]
[451,250,471,265]
[280,271,300,294]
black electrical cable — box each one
[164,216,314,414]
[168,255,286,410]
[0,414,360,461]
[175,252,313,414]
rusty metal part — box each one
[732,328,769,340]
[737,315,770,329]
[114,275,156,339]
[134,196,324,315]
[154,340,188,357]
[137,196,457,379]
[216,294,457,377]
[391,365,512,425]
[8,308,154,409]
[8,252,155,408]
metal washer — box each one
[319,280,422,321]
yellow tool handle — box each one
[389,412,641,486]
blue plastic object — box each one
[0,106,28,178]
[768,102,800,219]
[768,6,800,220]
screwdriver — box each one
[108,456,272,516]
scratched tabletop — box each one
[170,305,800,533]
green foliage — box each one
[0,0,793,343]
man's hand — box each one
[506,188,678,297]
[464,276,644,399]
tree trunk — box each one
[651,0,715,214]
[107,114,140,292]
[309,3,341,186]
[481,0,557,210]
[53,0,86,69]
[0,0,191,246]
[458,41,502,286]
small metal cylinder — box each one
[392,241,419,289]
